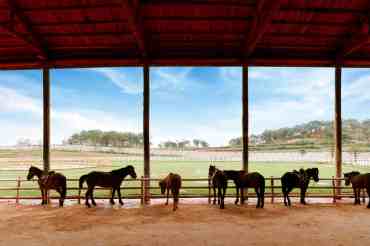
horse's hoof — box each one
[119,201,124,206]
[110,200,115,205]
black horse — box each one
[208,165,228,209]
[281,168,319,206]
[27,166,67,207]
[344,171,370,208]
[235,172,265,208]
[79,165,137,207]
[223,170,246,204]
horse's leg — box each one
[110,188,116,205]
[357,188,361,205]
[213,186,216,205]
[301,187,307,205]
[235,185,239,205]
[240,187,244,205]
[366,187,370,208]
[255,187,260,208]
[117,187,124,206]
[85,186,91,208]
[221,185,226,209]
[282,184,287,206]
[40,188,45,205]
[165,188,169,205]
[287,186,293,207]
[90,187,97,206]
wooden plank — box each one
[143,64,150,203]
[43,68,50,173]
[1,0,47,59]
[334,65,342,196]
[242,66,248,172]
[243,0,282,57]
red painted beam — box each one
[2,0,47,60]
[122,0,147,57]
[243,0,283,57]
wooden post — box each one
[242,66,249,172]
[16,176,21,204]
[332,176,336,203]
[143,65,150,204]
[334,65,342,197]
[43,68,50,173]
[78,184,81,205]
[208,178,211,204]
[140,176,144,205]
[271,176,274,204]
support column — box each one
[242,66,249,172]
[43,68,50,173]
[143,65,150,203]
[334,65,342,196]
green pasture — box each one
[1,160,369,199]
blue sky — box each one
[0,67,369,146]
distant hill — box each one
[229,119,370,149]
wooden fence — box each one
[0,176,366,205]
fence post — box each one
[208,178,211,204]
[16,176,21,205]
[140,176,144,205]
[78,181,81,205]
[332,176,336,203]
[271,176,274,204]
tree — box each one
[199,140,209,148]
[193,139,200,148]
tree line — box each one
[228,119,370,147]
[158,139,209,149]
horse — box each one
[281,168,319,206]
[235,172,265,208]
[26,166,67,207]
[159,173,182,211]
[208,165,228,209]
[344,171,370,208]
[223,170,246,204]
[79,165,137,207]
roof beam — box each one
[121,0,147,57]
[336,16,370,61]
[243,0,282,57]
[1,0,47,60]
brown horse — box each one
[79,165,137,207]
[159,173,182,211]
[27,166,67,207]
[235,172,265,208]
[344,171,370,208]
[208,165,228,209]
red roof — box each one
[1,0,370,69]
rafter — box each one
[336,17,370,61]
[0,0,47,60]
[243,0,282,57]
[122,0,147,57]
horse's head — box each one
[208,165,216,178]
[307,168,319,182]
[158,180,166,194]
[27,166,41,180]
[344,171,360,186]
[126,165,137,179]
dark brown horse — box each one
[344,171,370,208]
[209,165,228,209]
[159,173,182,211]
[281,168,319,206]
[27,166,67,207]
[79,165,137,207]
[235,172,265,208]
[223,170,246,204]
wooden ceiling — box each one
[1,0,370,69]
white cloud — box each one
[0,86,42,115]
[90,68,143,94]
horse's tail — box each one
[79,174,88,189]
[281,175,287,194]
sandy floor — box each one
[0,202,369,246]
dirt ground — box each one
[0,202,369,246]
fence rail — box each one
[0,176,366,205]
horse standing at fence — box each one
[281,168,319,206]
[79,165,137,208]
[159,173,182,211]
[223,170,246,204]
[344,171,370,208]
[235,171,265,208]
[26,166,67,207]
[208,165,228,209]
